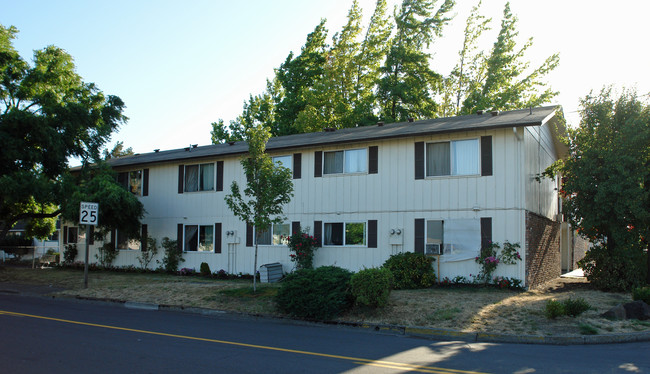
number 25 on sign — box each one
[79,202,99,225]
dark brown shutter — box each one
[314,221,322,247]
[293,153,302,179]
[481,217,492,252]
[215,223,222,253]
[368,220,378,248]
[292,221,301,235]
[414,219,425,254]
[111,229,117,250]
[481,136,493,176]
[141,224,147,251]
[216,161,224,191]
[369,146,378,174]
[63,226,68,244]
[314,151,322,178]
[143,169,149,196]
[178,165,184,194]
[246,223,254,247]
[89,226,95,245]
[414,142,425,180]
[177,224,183,252]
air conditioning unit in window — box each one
[425,243,441,255]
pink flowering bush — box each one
[286,231,320,270]
[475,241,522,282]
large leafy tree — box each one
[378,0,455,123]
[554,87,650,289]
[225,125,294,291]
[461,2,559,114]
[439,0,491,117]
[275,20,329,136]
[0,24,129,241]
[295,0,363,132]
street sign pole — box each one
[79,202,99,289]
[84,225,90,288]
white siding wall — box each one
[523,122,561,220]
[69,125,560,283]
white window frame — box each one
[184,163,215,192]
[323,221,367,247]
[183,224,214,252]
[323,148,367,175]
[425,138,479,177]
[256,223,290,246]
[425,220,444,255]
[65,227,78,244]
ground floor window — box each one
[426,220,444,255]
[184,225,214,252]
[116,230,140,250]
[324,222,366,246]
[257,223,290,245]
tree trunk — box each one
[253,242,258,292]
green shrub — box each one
[545,298,591,319]
[158,238,184,273]
[382,252,436,289]
[578,323,599,335]
[200,262,211,276]
[632,286,650,305]
[350,268,394,308]
[63,244,78,265]
[578,244,647,291]
[563,297,591,317]
[544,299,565,319]
[275,266,353,320]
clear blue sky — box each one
[3,0,649,158]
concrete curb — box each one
[3,284,650,345]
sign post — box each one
[79,202,99,288]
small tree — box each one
[225,125,294,291]
[137,236,159,270]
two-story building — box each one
[62,106,583,288]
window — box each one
[324,148,367,175]
[426,220,444,255]
[426,139,479,177]
[118,170,143,196]
[116,230,140,250]
[65,227,78,244]
[184,225,214,252]
[324,222,366,246]
[273,155,292,170]
[256,223,290,245]
[184,163,215,192]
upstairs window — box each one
[117,170,143,196]
[324,148,367,175]
[273,155,292,170]
[426,139,479,177]
[184,163,215,192]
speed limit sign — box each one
[79,202,99,225]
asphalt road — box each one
[0,294,649,374]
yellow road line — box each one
[0,310,488,374]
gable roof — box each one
[106,106,562,168]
